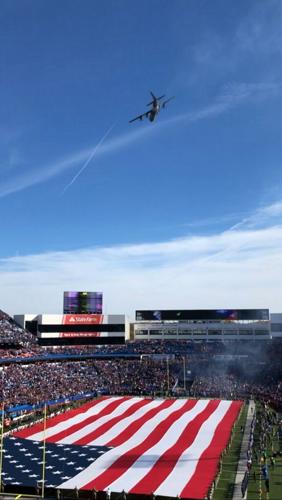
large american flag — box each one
[11,396,242,499]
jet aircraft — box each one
[129,91,174,123]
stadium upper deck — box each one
[134,308,273,341]
[1,307,282,353]
[10,308,282,343]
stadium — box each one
[0,293,281,500]
[2,1,282,499]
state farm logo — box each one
[70,316,94,323]
[63,314,102,325]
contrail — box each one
[61,122,116,195]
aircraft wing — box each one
[129,110,149,123]
[162,96,175,108]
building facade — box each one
[134,309,271,341]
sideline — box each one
[232,400,255,500]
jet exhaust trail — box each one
[61,122,116,195]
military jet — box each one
[129,91,174,123]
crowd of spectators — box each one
[0,358,175,408]
[0,309,37,353]
[51,339,227,357]
[189,374,282,409]
[1,360,99,407]
[1,309,282,411]
[0,353,281,410]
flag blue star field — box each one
[2,436,111,488]
[11,396,242,499]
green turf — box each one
[247,458,282,500]
[213,403,248,500]
[213,401,282,500]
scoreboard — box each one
[63,291,103,315]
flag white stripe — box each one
[58,398,188,489]
[155,400,232,497]
[106,400,210,493]
[89,399,165,446]
[28,397,122,441]
[58,397,142,444]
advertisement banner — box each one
[60,314,104,337]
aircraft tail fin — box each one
[147,92,165,106]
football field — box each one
[11,396,242,499]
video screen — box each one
[63,291,103,314]
[135,309,269,321]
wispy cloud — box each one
[0,121,154,199]
[188,1,282,86]
[236,0,282,55]
[165,81,282,126]
[179,211,248,229]
[177,201,282,233]
[1,81,281,199]
[230,201,282,231]
[222,82,282,101]
[1,201,282,317]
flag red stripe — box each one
[106,399,174,447]
[180,401,242,499]
[14,398,106,438]
[82,399,198,491]
[74,398,152,445]
[46,396,131,443]
[129,399,221,495]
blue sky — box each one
[1,0,282,317]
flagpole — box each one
[41,403,47,498]
[0,403,5,493]
[166,357,170,395]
